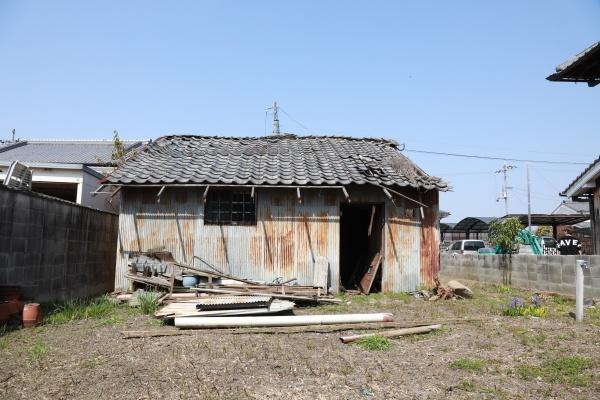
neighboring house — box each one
[0,139,143,212]
[561,156,600,255]
[103,134,448,293]
[546,41,600,87]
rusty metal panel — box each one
[115,188,198,290]
[420,190,440,288]
[194,188,339,287]
[383,198,421,292]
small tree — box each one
[111,129,126,165]
[488,218,522,254]
[535,225,552,237]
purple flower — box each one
[531,294,542,308]
[510,297,525,309]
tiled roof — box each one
[0,140,24,152]
[105,134,448,190]
[547,41,600,86]
[561,155,600,196]
[0,140,143,165]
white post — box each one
[575,259,587,322]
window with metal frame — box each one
[204,190,256,225]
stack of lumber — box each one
[155,296,295,318]
[125,251,339,305]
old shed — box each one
[103,134,448,293]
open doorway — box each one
[339,203,384,292]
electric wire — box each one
[404,148,588,166]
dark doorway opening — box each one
[340,203,384,292]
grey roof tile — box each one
[105,134,448,190]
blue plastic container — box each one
[182,275,199,288]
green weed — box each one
[354,335,391,351]
[28,339,50,361]
[384,291,412,302]
[137,291,161,315]
[550,294,567,305]
[513,328,547,347]
[496,284,511,293]
[44,295,121,325]
[449,358,486,372]
[515,356,593,386]
[455,380,474,392]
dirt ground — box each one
[1,281,599,400]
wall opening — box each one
[31,182,78,203]
[339,203,384,292]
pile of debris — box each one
[125,251,338,305]
[413,279,473,301]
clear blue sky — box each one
[1,1,599,221]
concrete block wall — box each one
[440,253,600,298]
[0,185,119,301]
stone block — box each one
[11,238,26,253]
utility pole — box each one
[266,101,280,135]
[496,162,516,215]
[527,163,532,232]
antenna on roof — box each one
[266,101,280,135]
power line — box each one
[404,148,589,165]
[279,107,310,132]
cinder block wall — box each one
[0,186,119,301]
[440,253,600,298]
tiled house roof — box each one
[0,140,143,165]
[105,134,448,190]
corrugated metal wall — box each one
[114,185,440,293]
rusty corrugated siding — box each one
[115,187,339,291]
[383,199,421,292]
[419,190,440,288]
[115,185,438,293]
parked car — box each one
[477,247,496,255]
[447,240,486,255]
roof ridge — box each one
[156,134,399,145]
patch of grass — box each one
[137,291,161,315]
[384,291,412,302]
[515,356,594,386]
[449,358,485,372]
[28,339,50,361]
[455,380,474,392]
[354,335,391,351]
[550,294,567,305]
[513,328,547,347]
[44,295,121,325]
[496,284,511,293]
[147,318,167,327]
